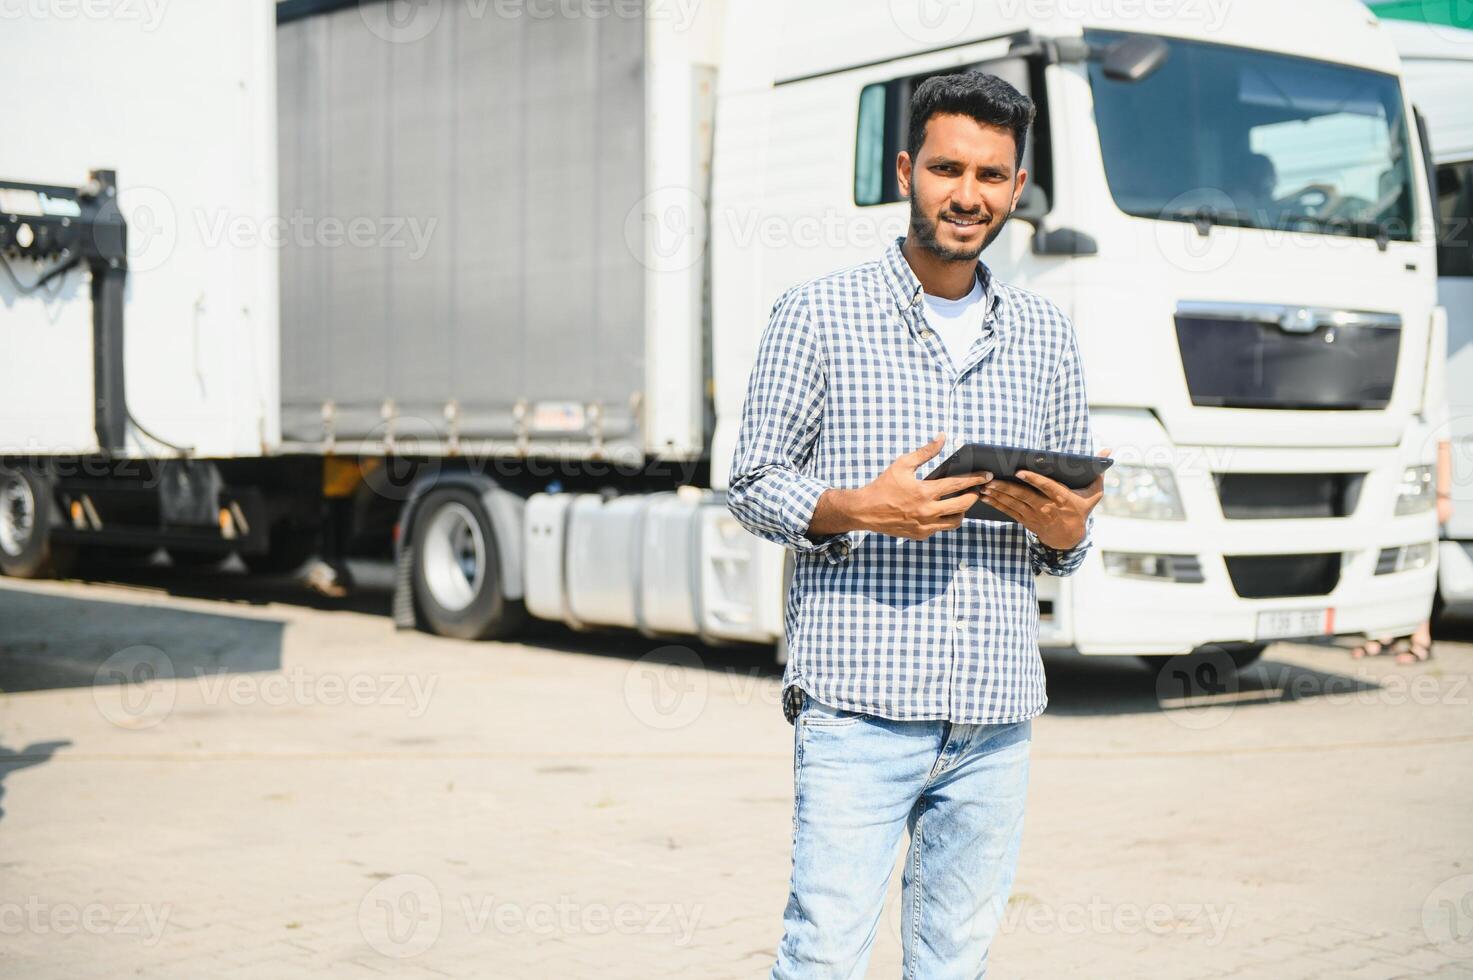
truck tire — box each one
[0,465,75,579]
[410,486,526,641]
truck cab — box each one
[710,0,1443,661]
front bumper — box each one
[1041,431,1440,656]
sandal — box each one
[1395,637,1433,665]
[1351,637,1392,659]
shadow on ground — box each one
[0,587,285,695]
[0,739,70,821]
[12,556,1470,721]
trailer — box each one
[0,0,1446,671]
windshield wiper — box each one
[1281,213,1397,249]
[1156,206,1261,236]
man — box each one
[726,71,1107,977]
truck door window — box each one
[1437,161,1473,277]
[854,57,1048,208]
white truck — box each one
[1375,11,1473,609]
[0,0,1443,671]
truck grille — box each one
[1175,303,1399,410]
[1214,473,1365,519]
[1224,553,1341,598]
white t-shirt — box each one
[920,276,987,371]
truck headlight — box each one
[1394,465,1434,515]
[1102,465,1185,521]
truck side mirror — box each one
[1011,183,1099,257]
[1101,35,1169,82]
[1012,183,1049,226]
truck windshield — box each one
[1086,31,1417,242]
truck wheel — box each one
[410,487,526,641]
[0,465,75,579]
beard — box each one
[908,193,1012,262]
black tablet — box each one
[922,442,1114,523]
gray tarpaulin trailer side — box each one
[276,0,653,458]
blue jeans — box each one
[771,691,1033,979]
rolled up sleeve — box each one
[1030,320,1095,577]
[726,287,860,565]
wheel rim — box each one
[0,471,36,558]
[421,502,486,613]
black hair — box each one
[906,70,1035,171]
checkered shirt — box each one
[726,235,1095,725]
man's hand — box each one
[807,433,994,541]
[981,449,1112,549]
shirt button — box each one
[955,618,966,631]
[919,329,933,338]
[958,560,968,570]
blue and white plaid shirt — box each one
[727,236,1095,725]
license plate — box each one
[1255,607,1334,641]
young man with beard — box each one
[727,71,1107,977]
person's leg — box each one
[899,718,1032,979]
[771,695,945,980]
